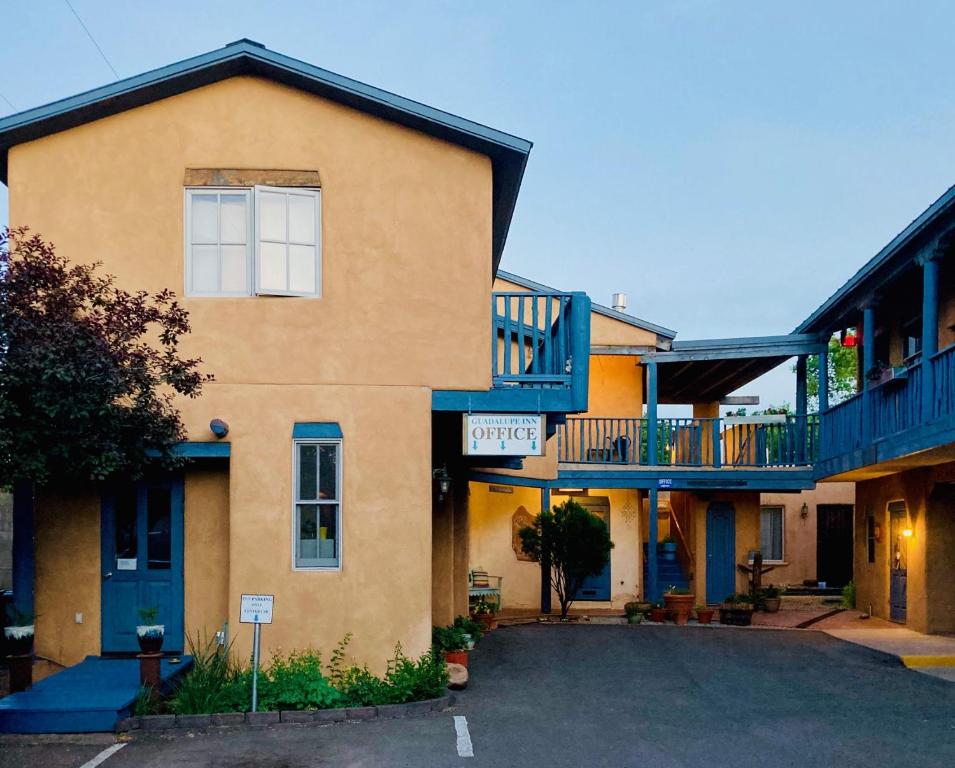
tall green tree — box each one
[802,336,858,412]
[0,228,212,486]
[519,500,614,618]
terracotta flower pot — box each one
[649,608,666,623]
[444,649,469,668]
[471,613,497,632]
[695,608,715,625]
[663,593,695,624]
[763,597,781,613]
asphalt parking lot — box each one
[3,624,955,767]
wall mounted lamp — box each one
[433,465,452,500]
[209,418,229,439]
[902,528,914,538]
[800,502,809,520]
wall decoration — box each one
[512,505,535,561]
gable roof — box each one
[496,269,677,341]
[0,38,532,271]
[796,183,955,334]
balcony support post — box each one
[921,254,940,421]
[795,354,808,463]
[817,344,828,456]
[647,487,659,603]
[646,361,658,466]
[862,305,876,444]
[539,486,552,615]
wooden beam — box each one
[720,396,760,405]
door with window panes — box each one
[100,478,184,652]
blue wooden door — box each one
[101,478,184,653]
[577,500,611,601]
[889,504,907,623]
[706,502,736,604]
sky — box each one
[3,1,955,409]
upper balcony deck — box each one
[432,290,592,415]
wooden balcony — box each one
[816,343,955,478]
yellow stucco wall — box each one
[468,484,641,611]
[854,462,955,634]
[10,74,495,670]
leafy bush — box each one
[381,645,448,704]
[842,580,856,609]
[169,634,245,715]
[432,625,468,652]
[258,650,342,711]
[452,615,482,641]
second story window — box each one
[185,186,321,298]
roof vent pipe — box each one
[611,292,627,312]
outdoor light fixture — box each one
[902,528,914,538]
[433,466,452,500]
[209,418,229,439]
[800,502,809,520]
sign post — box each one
[240,594,274,713]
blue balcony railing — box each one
[558,416,818,468]
[818,343,955,466]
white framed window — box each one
[293,439,341,569]
[760,506,784,562]
[184,186,321,298]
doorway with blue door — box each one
[574,495,611,600]
[706,502,736,605]
[100,476,184,653]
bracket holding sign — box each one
[463,414,546,456]
[240,594,274,712]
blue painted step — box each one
[0,655,192,733]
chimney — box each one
[611,292,627,312]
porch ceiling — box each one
[644,334,827,404]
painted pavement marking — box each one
[77,742,127,768]
[453,715,474,758]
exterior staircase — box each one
[643,544,689,599]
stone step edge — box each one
[117,694,455,733]
[901,655,955,668]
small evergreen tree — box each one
[519,499,614,618]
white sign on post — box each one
[240,594,274,624]
[463,414,546,456]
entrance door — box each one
[889,502,907,623]
[706,502,736,604]
[575,496,611,601]
[816,504,854,588]
[101,478,184,653]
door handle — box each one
[103,571,113,580]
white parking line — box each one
[78,742,127,768]
[453,715,474,758]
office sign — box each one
[463,414,545,456]
[240,594,274,624]
[658,478,673,489]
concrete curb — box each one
[117,694,455,734]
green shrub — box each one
[452,615,482,641]
[380,644,448,704]
[432,625,468,652]
[258,649,342,711]
[842,580,856,609]
[169,634,244,715]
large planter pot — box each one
[444,649,469,668]
[695,608,715,625]
[136,625,165,654]
[471,613,497,632]
[659,542,678,561]
[663,593,694,624]
[762,597,781,613]
[4,625,35,656]
[719,605,754,627]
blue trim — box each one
[432,387,577,413]
[146,442,231,458]
[647,487,659,602]
[496,270,677,340]
[796,183,955,334]
[0,40,530,270]
[293,422,344,439]
[468,468,815,491]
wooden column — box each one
[539,486,551,615]
[817,343,828,455]
[646,361,658,466]
[862,305,876,444]
[921,254,940,421]
[647,486,659,603]
[12,479,35,618]
[795,355,807,463]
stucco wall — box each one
[690,492,761,603]
[9,74,493,669]
[854,462,955,634]
[468,484,641,611]
[760,482,855,586]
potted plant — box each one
[719,593,755,626]
[760,584,784,613]
[433,625,470,668]
[624,602,644,624]
[453,615,482,649]
[659,536,678,561]
[470,598,498,632]
[4,607,35,657]
[648,602,666,623]
[663,586,695,625]
[694,605,715,625]
[136,606,164,653]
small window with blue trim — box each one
[293,436,341,569]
